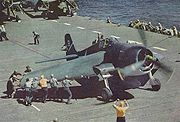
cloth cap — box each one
[30,78,33,81]
[34,77,38,80]
[41,75,44,78]
[53,118,58,122]
[26,78,29,81]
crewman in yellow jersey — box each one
[113,99,129,122]
[39,75,48,103]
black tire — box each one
[101,88,113,102]
[151,78,161,91]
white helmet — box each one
[34,77,38,80]
[65,75,68,78]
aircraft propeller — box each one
[138,28,174,82]
[138,29,147,47]
[116,54,174,83]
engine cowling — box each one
[116,46,153,68]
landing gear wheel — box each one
[101,88,113,102]
[151,78,161,91]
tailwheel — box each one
[101,88,113,102]
[151,78,161,91]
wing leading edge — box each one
[20,51,105,87]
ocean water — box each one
[77,0,180,29]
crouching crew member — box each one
[32,31,40,45]
[61,75,72,104]
[9,70,22,79]
[6,75,19,98]
[24,65,32,74]
[113,99,129,122]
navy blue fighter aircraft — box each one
[20,33,173,102]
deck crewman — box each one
[6,76,15,98]
[0,25,9,41]
[32,31,40,45]
[49,74,59,100]
[172,26,178,36]
[113,99,129,122]
[31,77,39,101]
[24,78,33,106]
[61,75,72,104]
[9,70,22,79]
[39,75,48,103]
[24,65,32,74]
[107,16,112,23]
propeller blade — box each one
[154,57,174,73]
[145,54,174,73]
[154,61,173,73]
[151,57,175,83]
[35,54,78,63]
[152,64,174,84]
[138,29,147,47]
[118,61,145,76]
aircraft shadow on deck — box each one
[0,12,16,21]
[1,87,134,104]
[0,12,8,21]
[25,9,44,13]
[1,78,135,103]
[138,87,154,91]
[25,11,43,18]
[28,42,35,45]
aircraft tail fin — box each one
[61,34,78,60]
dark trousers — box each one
[117,117,125,122]
[6,80,14,98]
[0,34,2,41]
[63,87,72,103]
[1,32,9,40]
[31,89,38,101]
[41,87,48,102]
[34,35,40,44]
[51,87,58,99]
